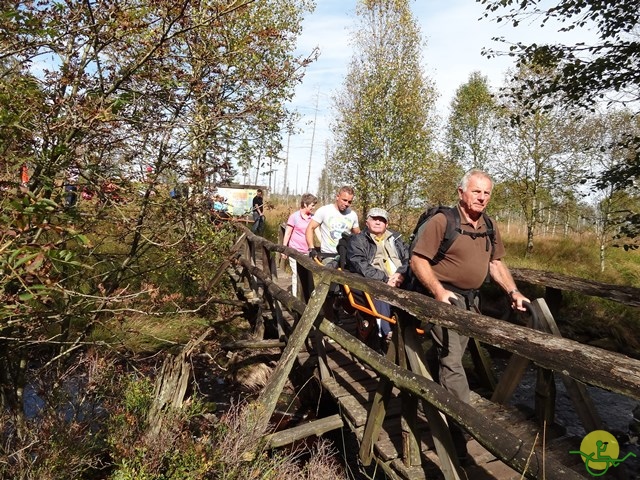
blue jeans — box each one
[64,185,77,208]
[373,299,393,337]
[251,213,264,234]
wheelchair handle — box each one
[521,300,540,330]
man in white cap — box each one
[346,207,408,344]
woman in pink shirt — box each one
[282,193,317,298]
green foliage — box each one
[106,381,342,480]
[480,0,640,246]
[447,71,498,172]
[480,0,639,109]
[0,189,89,333]
[491,62,591,255]
[329,0,438,216]
[0,0,316,408]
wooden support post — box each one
[277,223,287,270]
[396,315,421,467]
[261,246,287,340]
[252,303,265,340]
[531,299,603,433]
[249,236,257,266]
[468,338,497,393]
[401,393,421,467]
[314,325,331,382]
[256,275,331,432]
[262,243,272,278]
[403,327,462,480]
[535,367,556,428]
[491,354,531,404]
[491,312,537,404]
[240,235,251,267]
[261,272,287,340]
[544,286,563,318]
[358,340,396,466]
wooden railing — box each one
[226,226,640,480]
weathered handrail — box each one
[511,267,640,308]
[242,227,640,400]
[231,227,639,479]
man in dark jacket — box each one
[346,207,408,340]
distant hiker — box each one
[64,165,80,208]
[251,188,265,234]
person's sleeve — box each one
[311,206,324,224]
[411,213,446,262]
[347,235,387,282]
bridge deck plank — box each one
[264,261,590,479]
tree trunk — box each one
[526,223,534,256]
[146,328,212,437]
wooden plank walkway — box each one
[298,317,591,479]
[298,319,519,479]
[265,259,589,479]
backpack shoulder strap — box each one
[482,212,496,259]
[432,207,459,265]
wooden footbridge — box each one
[218,227,640,480]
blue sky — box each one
[267,0,594,195]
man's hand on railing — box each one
[308,249,319,261]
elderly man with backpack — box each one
[410,169,529,463]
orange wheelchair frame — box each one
[313,256,424,335]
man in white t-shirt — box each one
[305,185,360,255]
[304,186,360,325]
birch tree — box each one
[329,0,438,218]
[480,0,640,246]
[446,71,498,172]
[494,64,588,255]
[589,110,640,270]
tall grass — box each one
[501,230,640,287]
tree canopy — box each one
[446,71,498,172]
[479,0,640,108]
[329,0,438,217]
[480,0,640,243]
[0,0,314,415]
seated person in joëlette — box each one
[346,207,408,346]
